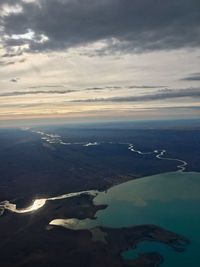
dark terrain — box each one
[0,193,189,267]
[1,126,200,203]
[0,123,199,267]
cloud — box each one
[71,88,200,102]
[1,51,23,58]
[28,85,65,89]
[10,78,18,82]
[182,73,200,81]
[0,57,26,66]
[0,60,15,66]
[0,0,20,7]
[128,85,167,89]
[0,85,168,98]
[0,89,76,97]
[85,85,166,91]
[1,0,200,54]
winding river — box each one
[0,128,194,266]
[27,128,188,172]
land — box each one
[124,253,163,267]
[0,192,189,267]
[1,127,200,204]
[0,123,198,266]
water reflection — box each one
[48,172,200,267]
[2,199,46,213]
[0,190,98,215]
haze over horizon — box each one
[0,0,200,126]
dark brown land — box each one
[0,193,189,267]
[0,127,195,266]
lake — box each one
[51,171,200,266]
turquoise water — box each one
[94,172,200,266]
[52,171,200,266]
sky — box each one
[0,0,200,126]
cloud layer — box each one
[72,88,200,102]
[182,73,200,81]
[1,0,200,54]
[0,1,199,124]
[0,89,76,97]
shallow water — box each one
[51,171,200,266]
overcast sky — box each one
[0,0,200,125]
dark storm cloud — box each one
[71,88,200,102]
[1,0,200,53]
[182,73,200,81]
